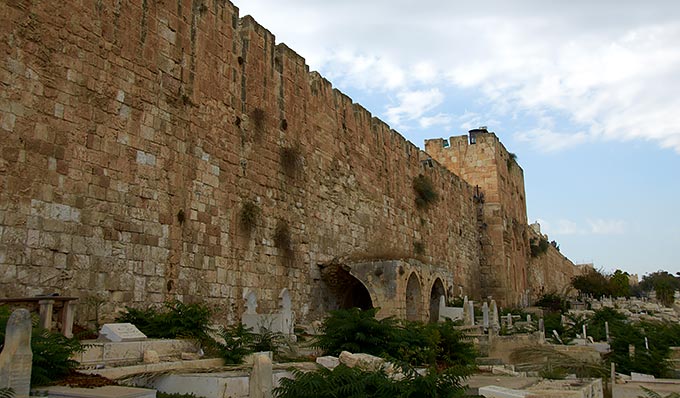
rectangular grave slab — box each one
[99,323,147,342]
[41,385,156,398]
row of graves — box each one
[3,291,680,397]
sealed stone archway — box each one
[430,278,446,322]
[405,272,422,321]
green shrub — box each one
[214,323,286,365]
[413,174,438,209]
[274,364,468,398]
[534,293,570,313]
[315,308,397,357]
[115,300,212,341]
[315,308,477,369]
[1,305,83,386]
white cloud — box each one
[419,113,452,129]
[237,0,680,153]
[538,218,627,236]
[385,89,444,127]
[587,219,626,235]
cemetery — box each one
[2,291,680,397]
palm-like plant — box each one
[0,387,15,398]
[638,386,680,398]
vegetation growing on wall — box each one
[529,237,550,257]
[413,174,438,209]
[413,241,425,256]
[239,200,261,235]
[506,152,518,170]
[273,220,293,255]
[280,144,303,177]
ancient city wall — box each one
[527,229,581,300]
[426,133,530,305]
[0,0,482,323]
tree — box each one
[571,268,612,298]
[609,270,632,298]
[640,271,680,307]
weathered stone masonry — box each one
[0,0,487,323]
[0,0,582,324]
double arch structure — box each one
[325,259,453,322]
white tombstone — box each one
[467,301,475,326]
[605,321,610,342]
[490,300,500,329]
[482,302,490,328]
[526,314,532,323]
[249,353,273,398]
[0,309,33,398]
[506,313,513,328]
[278,289,294,336]
[245,291,258,315]
[99,323,147,342]
[538,318,545,334]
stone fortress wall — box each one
[0,0,483,323]
[425,132,530,305]
[0,0,581,324]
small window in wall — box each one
[443,139,450,148]
[470,134,476,144]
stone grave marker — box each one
[99,323,147,342]
[490,300,499,329]
[0,309,32,397]
[482,302,489,328]
[467,300,475,326]
[250,353,273,398]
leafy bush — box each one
[315,308,477,369]
[274,365,468,398]
[609,320,680,377]
[115,300,212,341]
[315,308,397,357]
[413,174,438,209]
[534,293,570,313]
[1,305,84,386]
[571,268,612,298]
[214,323,286,365]
[215,323,255,364]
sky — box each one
[234,0,680,279]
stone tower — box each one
[425,128,530,306]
